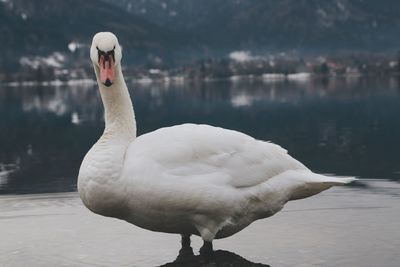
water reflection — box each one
[1,76,400,194]
[0,162,19,187]
[160,249,270,267]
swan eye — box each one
[97,47,103,63]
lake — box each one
[1,76,400,266]
[1,76,400,194]
[1,180,399,267]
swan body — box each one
[78,32,355,250]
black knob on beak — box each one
[104,79,112,87]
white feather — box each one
[78,32,356,242]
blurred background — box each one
[1,0,400,194]
[2,0,400,81]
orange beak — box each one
[99,55,115,87]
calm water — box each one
[1,76,400,194]
[1,181,400,267]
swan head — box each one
[90,32,122,87]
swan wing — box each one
[123,124,308,188]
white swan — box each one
[78,32,355,255]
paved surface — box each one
[1,180,399,267]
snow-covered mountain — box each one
[2,0,400,74]
[0,0,183,72]
[106,0,400,52]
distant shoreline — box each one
[1,72,400,88]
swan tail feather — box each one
[289,172,357,201]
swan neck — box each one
[97,65,136,140]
